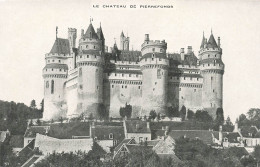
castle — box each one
[42,21,224,120]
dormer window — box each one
[109,133,113,139]
[90,32,92,38]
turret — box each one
[76,21,104,118]
[120,31,125,50]
[42,29,70,120]
[140,34,169,116]
[199,31,224,117]
[68,28,77,52]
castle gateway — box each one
[42,22,224,120]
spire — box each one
[97,22,105,40]
[121,31,125,37]
[200,31,205,49]
[56,26,58,39]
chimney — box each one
[145,34,149,42]
[147,122,150,129]
[218,37,221,48]
[180,48,185,60]
[81,29,84,38]
[219,125,223,144]
[187,46,192,54]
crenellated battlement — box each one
[199,47,222,54]
[45,53,71,58]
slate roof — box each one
[18,139,35,156]
[146,140,160,146]
[24,126,50,138]
[114,138,136,153]
[92,125,125,141]
[43,63,68,70]
[111,69,142,75]
[151,129,166,140]
[207,34,218,48]
[168,52,198,66]
[168,130,214,145]
[240,126,258,138]
[97,27,105,40]
[50,38,70,54]
[125,120,151,133]
[125,144,153,153]
[212,132,241,143]
[111,50,141,62]
[84,23,99,39]
[200,33,205,49]
[10,135,24,148]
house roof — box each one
[97,26,105,40]
[18,139,35,156]
[91,125,125,141]
[84,23,99,39]
[213,132,241,143]
[168,52,198,66]
[114,138,136,153]
[111,50,141,62]
[10,135,24,148]
[24,126,50,138]
[125,120,151,133]
[168,130,214,145]
[240,126,258,138]
[125,144,153,153]
[50,38,70,54]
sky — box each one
[0,0,259,122]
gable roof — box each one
[18,139,35,156]
[50,38,70,54]
[125,120,151,133]
[114,138,136,153]
[91,125,125,141]
[168,130,214,145]
[240,126,258,138]
[213,132,241,143]
[168,52,198,66]
[24,126,50,138]
[125,144,153,153]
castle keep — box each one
[42,22,224,120]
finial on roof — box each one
[100,22,101,27]
[203,31,204,37]
[90,16,93,24]
[211,28,213,35]
[56,26,58,39]
[114,37,116,44]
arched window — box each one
[51,80,54,94]
[109,133,113,139]
[46,81,49,88]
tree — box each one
[254,145,260,167]
[30,100,36,109]
[195,110,213,123]
[89,113,94,120]
[187,109,195,120]
[40,99,44,113]
[119,103,132,119]
[36,119,41,126]
[167,106,180,118]
[180,106,186,121]
[149,110,157,120]
[215,108,224,126]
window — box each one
[80,85,83,90]
[190,77,192,80]
[208,64,210,66]
[52,59,54,62]
[112,85,114,88]
[181,96,184,99]
[145,58,147,62]
[97,86,99,90]
[159,58,161,61]
[46,81,49,88]
[51,80,54,94]
[129,74,131,77]
[194,89,196,92]
[59,69,62,71]
[211,77,213,81]
[139,137,143,143]
[138,86,141,89]
[155,82,157,85]
[115,73,117,76]
[52,69,53,71]
[160,49,163,52]
[86,45,88,48]
[87,55,89,58]
[59,60,61,63]
[109,133,113,139]
[197,78,199,81]
[46,69,47,71]
[96,69,98,72]
[94,46,96,49]
[184,77,186,80]
[208,55,210,58]
[145,137,148,141]
[152,58,154,61]
[136,74,138,77]
[48,60,50,63]
[152,48,155,51]
[122,85,124,88]
[213,89,215,92]
[122,74,124,77]
[125,85,127,88]
[179,88,181,91]
[95,55,97,58]
[153,88,155,91]
[80,56,82,58]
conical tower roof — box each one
[121,31,125,37]
[97,24,105,40]
[84,23,99,39]
[200,32,205,49]
[207,34,218,48]
[49,38,70,54]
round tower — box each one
[76,22,104,118]
[199,32,224,117]
[42,38,70,120]
[140,34,169,116]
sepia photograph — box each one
[0,0,260,166]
